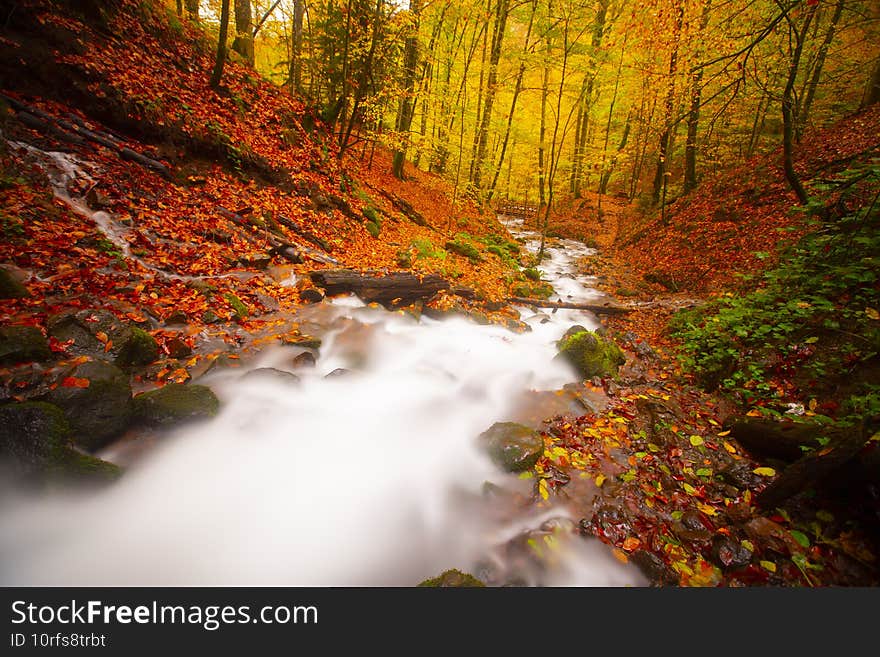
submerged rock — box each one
[241,368,300,384]
[555,329,624,380]
[417,569,485,587]
[478,422,544,472]
[133,383,220,427]
[45,360,132,450]
[0,326,51,365]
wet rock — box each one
[540,517,578,534]
[744,516,802,555]
[165,336,193,359]
[555,329,625,380]
[85,187,111,209]
[46,360,132,450]
[589,505,631,544]
[0,401,70,469]
[59,450,122,481]
[418,569,485,587]
[300,287,325,304]
[164,310,188,325]
[324,368,351,378]
[242,368,300,384]
[256,293,280,312]
[505,318,531,333]
[562,325,588,341]
[450,285,481,300]
[710,534,753,570]
[292,352,316,368]
[622,331,656,359]
[718,461,765,490]
[630,550,679,586]
[478,422,544,472]
[0,266,29,298]
[133,383,220,427]
[47,309,158,367]
[203,353,242,375]
[280,334,322,350]
[202,310,221,324]
[0,326,51,365]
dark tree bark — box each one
[683,0,712,195]
[392,0,423,179]
[652,0,684,221]
[287,0,305,95]
[185,0,199,21]
[232,0,255,65]
[210,0,232,90]
[798,0,845,139]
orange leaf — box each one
[104,340,113,352]
[61,376,90,388]
[95,331,109,344]
[622,537,641,552]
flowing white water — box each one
[0,164,644,585]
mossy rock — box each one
[46,360,133,450]
[365,221,380,238]
[556,330,624,380]
[0,401,71,468]
[445,239,482,263]
[0,267,29,298]
[478,421,544,472]
[362,206,381,224]
[0,325,51,365]
[118,326,159,367]
[133,383,220,427]
[418,569,485,587]
[51,450,122,482]
[224,293,249,320]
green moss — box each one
[510,282,554,299]
[0,326,51,365]
[396,250,412,268]
[365,221,381,238]
[119,326,159,367]
[556,330,624,379]
[133,383,220,427]
[54,450,123,481]
[225,293,249,320]
[0,401,71,465]
[445,239,482,263]
[523,268,542,281]
[362,206,381,224]
[418,569,486,587]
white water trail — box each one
[0,192,645,585]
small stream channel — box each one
[0,143,644,586]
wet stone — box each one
[477,422,544,472]
[630,550,679,586]
[241,368,300,384]
[711,534,753,570]
[291,351,317,368]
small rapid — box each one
[0,143,644,586]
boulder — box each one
[556,329,624,380]
[133,383,220,427]
[0,401,70,468]
[478,422,544,472]
[47,309,158,367]
[0,326,51,365]
[292,352,316,368]
[0,266,29,298]
[241,368,300,384]
[45,360,133,450]
[417,569,485,587]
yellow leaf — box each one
[866,307,879,320]
[746,409,762,417]
[717,430,731,437]
[95,331,109,344]
[595,473,606,487]
[741,539,755,552]
[696,502,717,516]
[760,560,777,573]
[682,482,698,496]
[753,467,777,477]
[723,441,737,454]
[689,435,704,446]
[744,489,752,504]
[538,479,549,501]
[809,398,817,411]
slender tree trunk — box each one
[684,0,712,194]
[210,0,232,90]
[185,0,199,21]
[863,57,880,107]
[232,0,255,65]
[288,0,305,95]
[469,0,491,185]
[599,110,630,196]
[537,62,549,212]
[798,0,845,137]
[781,1,816,206]
[392,0,423,179]
[597,33,627,210]
[747,91,769,159]
[176,0,183,18]
[652,0,684,223]
[487,0,537,203]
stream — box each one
[0,143,645,586]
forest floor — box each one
[1,0,878,586]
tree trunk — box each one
[597,33,627,209]
[652,0,684,219]
[210,0,232,90]
[392,0,423,179]
[781,2,816,206]
[185,0,199,21]
[798,0,845,139]
[599,111,630,196]
[471,0,510,196]
[232,0,254,65]
[288,0,305,95]
[487,0,537,203]
[684,1,712,195]
[864,57,880,107]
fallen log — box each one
[17,111,87,146]
[507,297,632,315]
[310,269,450,308]
[374,188,430,228]
[119,147,172,179]
[756,421,872,508]
[276,214,333,252]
